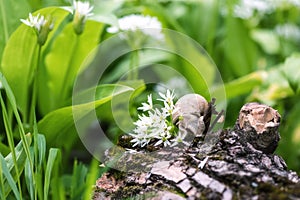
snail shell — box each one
[172,94,209,139]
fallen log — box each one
[93,101,300,200]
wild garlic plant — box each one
[129,90,189,148]
[107,14,164,80]
[21,13,54,46]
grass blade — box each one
[24,149,34,200]
[71,160,88,200]
[84,159,100,200]
[0,154,20,200]
[0,160,5,200]
[44,148,60,200]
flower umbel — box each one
[72,0,93,34]
[107,14,164,41]
[21,13,54,46]
[129,90,188,148]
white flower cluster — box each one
[233,0,300,19]
[107,14,164,41]
[21,13,53,32]
[72,0,94,22]
[233,0,273,19]
[129,90,188,148]
[275,23,300,41]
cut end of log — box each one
[236,102,281,154]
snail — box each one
[172,94,215,145]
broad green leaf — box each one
[40,20,104,115]
[0,0,31,60]
[249,68,293,104]
[282,53,300,93]
[277,103,300,171]
[0,142,9,156]
[212,71,266,100]
[100,50,169,84]
[44,148,60,200]
[1,7,70,118]
[223,15,258,77]
[165,30,216,99]
[251,29,280,55]
[0,25,38,117]
[38,84,135,147]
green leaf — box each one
[251,29,280,55]
[40,20,104,115]
[212,71,266,100]
[38,84,135,147]
[165,30,216,99]
[282,53,300,93]
[24,149,34,200]
[0,142,9,156]
[37,134,46,170]
[0,154,20,200]
[2,134,32,198]
[0,24,38,116]
[83,159,100,200]
[0,0,31,60]
[0,7,70,118]
[44,148,60,200]
[223,15,258,77]
[70,160,88,200]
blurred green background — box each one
[1,0,300,199]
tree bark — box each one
[93,103,300,200]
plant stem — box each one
[29,45,42,127]
[129,49,140,80]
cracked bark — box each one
[93,102,300,200]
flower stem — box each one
[129,49,139,80]
[29,45,42,126]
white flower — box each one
[0,81,2,89]
[107,14,164,41]
[152,108,168,123]
[129,90,186,148]
[20,13,54,45]
[138,94,153,112]
[154,130,172,147]
[171,132,189,147]
[275,23,300,41]
[233,0,274,19]
[134,114,152,127]
[73,0,93,21]
[158,90,175,107]
[129,132,150,147]
[21,13,50,32]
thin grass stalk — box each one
[0,158,5,200]
[0,92,22,199]
[0,73,35,197]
